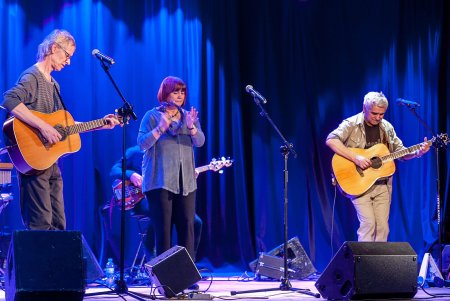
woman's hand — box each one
[185,106,199,129]
[158,111,171,132]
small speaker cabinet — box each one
[255,253,286,280]
[145,245,201,297]
[248,236,316,279]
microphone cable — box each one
[330,173,337,258]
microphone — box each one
[396,98,420,107]
[245,85,267,104]
[92,49,115,65]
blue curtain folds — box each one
[0,0,448,271]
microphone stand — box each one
[230,90,319,298]
[85,58,146,300]
[404,105,448,275]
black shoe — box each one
[188,283,199,291]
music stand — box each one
[84,55,146,300]
[230,88,319,298]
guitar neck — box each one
[195,164,211,174]
[382,140,431,162]
[66,118,108,135]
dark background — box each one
[0,0,449,272]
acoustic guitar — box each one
[112,157,233,210]
[332,133,448,197]
[2,110,115,175]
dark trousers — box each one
[145,188,196,259]
[18,163,65,230]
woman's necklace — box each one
[167,110,179,119]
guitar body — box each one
[3,110,81,175]
[112,179,145,210]
[332,144,395,197]
[111,157,234,210]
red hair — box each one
[157,76,187,106]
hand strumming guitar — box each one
[130,172,143,188]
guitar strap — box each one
[379,126,391,151]
[53,84,67,111]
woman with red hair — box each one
[137,76,205,260]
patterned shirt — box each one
[2,65,63,114]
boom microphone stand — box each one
[400,101,448,274]
[230,86,319,298]
[85,53,146,300]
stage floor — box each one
[1,275,450,301]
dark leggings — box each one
[145,188,196,259]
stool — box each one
[129,215,153,278]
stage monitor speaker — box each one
[145,245,201,297]
[255,253,289,280]
[81,235,104,283]
[5,230,85,301]
[315,241,418,300]
[248,236,316,279]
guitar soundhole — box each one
[371,157,382,169]
[54,124,68,141]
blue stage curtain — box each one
[0,0,448,272]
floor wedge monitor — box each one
[145,245,201,297]
[315,241,418,300]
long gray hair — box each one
[36,29,75,62]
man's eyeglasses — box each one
[55,42,71,60]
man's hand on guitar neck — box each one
[74,113,122,132]
[415,137,430,159]
[97,113,122,130]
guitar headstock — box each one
[432,133,448,149]
[209,157,233,172]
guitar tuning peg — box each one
[219,170,224,174]
[211,158,216,162]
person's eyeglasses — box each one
[55,42,71,60]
